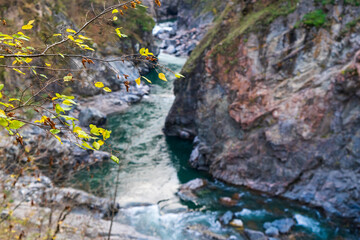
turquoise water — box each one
[72,53,359,240]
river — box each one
[70,49,358,240]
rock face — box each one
[165,0,360,225]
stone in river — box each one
[264,218,295,234]
[244,229,268,240]
[180,178,207,191]
[219,197,237,207]
[229,219,244,228]
[265,226,279,237]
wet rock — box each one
[186,224,228,240]
[264,218,295,234]
[265,226,279,237]
[79,107,106,127]
[177,178,207,203]
[229,219,243,228]
[179,130,191,139]
[181,178,207,191]
[219,211,234,225]
[244,229,268,240]
[219,197,238,207]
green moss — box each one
[301,9,327,27]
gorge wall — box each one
[165,0,360,225]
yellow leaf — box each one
[94,82,104,88]
[175,73,185,78]
[78,35,91,40]
[139,48,146,55]
[13,68,25,75]
[66,28,76,34]
[113,16,118,21]
[142,76,152,83]
[135,77,141,85]
[68,35,74,41]
[27,20,35,25]
[53,134,63,144]
[83,46,95,51]
[112,9,119,13]
[45,63,51,67]
[145,48,153,56]
[0,56,4,58]
[21,25,33,30]
[103,87,112,92]
[115,28,122,38]
[53,33,62,37]
[24,58,32,63]
[158,73,167,81]
[25,145,31,153]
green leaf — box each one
[0,84,4,91]
[6,127,14,135]
[40,74,48,79]
[0,118,8,127]
[58,53,65,58]
[9,98,20,102]
[63,75,72,82]
[9,120,25,130]
[50,129,60,134]
[55,104,65,114]
[111,155,120,164]
[82,141,94,150]
[92,141,100,150]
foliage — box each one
[301,9,327,27]
[0,0,184,166]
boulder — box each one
[244,229,268,240]
[264,218,295,234]
[79,107,106,127]
[229,219,243,228]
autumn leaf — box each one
[158,73,167,81]
[103,87,112,92]
[135,77,141,85]
[95,82,104,88]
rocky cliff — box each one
[165,0,360,225]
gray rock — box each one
[166,45,176,54]
[264,218,295,234]
[265,226,279,237]
[244,229,268,240]
[79,107,106,127]
[180,178,207,191]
